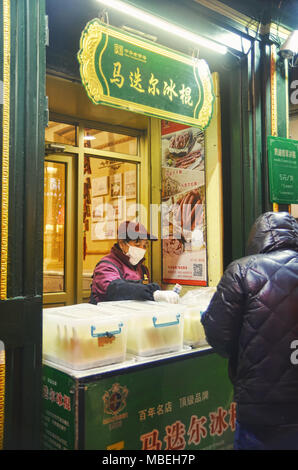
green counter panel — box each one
[42,350,234,450]
[42,365,77,450]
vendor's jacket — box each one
[90,243,160,304]
[201,211,298,428]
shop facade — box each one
[0,0,295,449]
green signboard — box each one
[42,351,235,450]
[268,136,298,204]
[42,366,77,449]
[77,20,214,129]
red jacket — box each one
[90,243,160,304]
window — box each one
[43,115,142,306]
[43,162,66,293]
[45,121,77,146]
[82,155,138,291]
[84,128,138,155]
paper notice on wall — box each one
[161,121,207,285]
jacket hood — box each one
[246,211,298,255]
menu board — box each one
[161,121,207,285]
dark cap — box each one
[118,220,157,241]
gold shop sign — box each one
[78,20,214,129]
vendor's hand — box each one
[153,290,180,304]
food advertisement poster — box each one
[161,120,207,285]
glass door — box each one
[43,154,76,307]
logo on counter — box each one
[102,383,128,425]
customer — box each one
[90,220,179,304]
[201,211,298,450]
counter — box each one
[42,345,235,450]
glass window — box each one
[82,155,138,293]
[43,162,66,293]
[84,128,138,155]
[45,121,77,146]
[0,340,5,450]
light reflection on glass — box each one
[43,162,66,293]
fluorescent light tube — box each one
[84,135,96,140]
[96,0,228,54]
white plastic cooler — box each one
[97,300,185,357]
[42,304,127,370]
[180,288,216,347]
[182,308,207,347]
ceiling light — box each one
[278,30,298,60]
[84,135,96,141]
[96,0,227,55]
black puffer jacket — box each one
[201,212,298,427]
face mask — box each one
[127,245,146,265]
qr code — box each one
[193,263,203,277]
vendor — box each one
[89,220,179,304]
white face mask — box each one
[127,245,146,265]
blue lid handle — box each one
[91,322,123,338]
[152,314,180,328]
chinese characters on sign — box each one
[43,384,72,412]
[78,20,214,129]
[110,56,196,108]
[137,390,209,422]
[42,369,75,450]
[138,401,173,421]
[268,136,298,204]
[139,403,236,450]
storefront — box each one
[43,48,222,307]
[41,5,230,450]
[1,0,296,450]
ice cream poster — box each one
[161,120,207,285]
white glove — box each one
[153,290,180,304]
